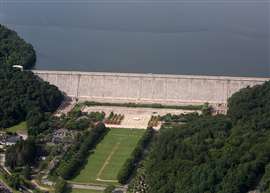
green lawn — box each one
[71,189,103,193]
[6,121,27,134]
[72,128,145,184]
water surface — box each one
[0,0,269,77]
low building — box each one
[5,135,21,146]
[0,133,21,146]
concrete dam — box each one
[33,70,269,106]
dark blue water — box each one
[0,0,269,77]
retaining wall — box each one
[33,70,269,105]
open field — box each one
[72,128,145,184]
[71,189,103,193]
[6,121,27,134]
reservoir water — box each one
[0,0,269,77]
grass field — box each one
[6,121,27,134]
[71,189,103,193]
[72,128,145,184]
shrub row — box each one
[105,112,124,125]
[55,122,108,180]
[117,128,155,184]
[54,178,68,193]
[83,101,203,110]
[148,116,160,127]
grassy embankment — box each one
[6,121,27,134]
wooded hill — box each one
[0,25,63,132]
[0,68,63,128]
[144,82,270,193]
[0,24,36,69]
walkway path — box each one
[31,180,51,192]
[96,142,120,181]
[71,184,105,191]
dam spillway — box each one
[33,70,269,105]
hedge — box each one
[55,122,108,179]
[117,128,155,184]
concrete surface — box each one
[33,70,269,105]
[82,106,200,129]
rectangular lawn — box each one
[72,128,145,184]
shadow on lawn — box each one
[70,128,111,180]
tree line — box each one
[118,127,155,184]
[53,122,108,180]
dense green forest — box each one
[0,24,36,69]
[143,82,270,193]
[0,68,63,128]
[0,24,63,130]
[0,25,65,191]
[5,137,38,169]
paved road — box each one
[71,184,106,191]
